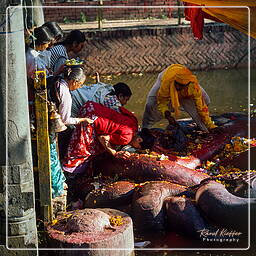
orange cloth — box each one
[157,64,216,129]
[183,1,256,39]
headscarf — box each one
[161,64,198,118]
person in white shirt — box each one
[25,25,64,129]
[47,66,88,125]
[47,66,88,198]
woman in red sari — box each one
[62,101,141,208]
[62,101,141,172]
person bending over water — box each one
[71,82,132,117]
[142,64,218,132]
[62,101,142,173]
[62,101,143,209]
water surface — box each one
[86,68,255,128]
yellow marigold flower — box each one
[233,144,242,152]
[225,144,232,151]
[231,168,241,172]
[180,156,190,159]
[219,166,226,173]
[109,216,123,226]
[206,161,215,167]
[51,219,58,225]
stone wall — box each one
[76,24,255,75]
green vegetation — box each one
[63,16,72,24]
[80,12,87,23]
[160,14,168,19]
[63,12,87,24]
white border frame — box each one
[5,4,251,252]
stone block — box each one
[8,181,34,194]
[0,246,38,256]
[7,186,34,217]
[8,211,37,236]
[0,166,6,193]
[7,165,33,185]
[7,232,38,249]
[7,203,34,218]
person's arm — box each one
[53,63,65,76]
[164,110,179,126]
[157,82,171,117]
[98,135,131,158]
[98,135,117,155]
[191,84,217,129]
[59,82,89,125]
[158,86,179,126]
[26,58,36,79]
[53,56,67,74]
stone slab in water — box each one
[84,181,136,208]
[165,196,207,238]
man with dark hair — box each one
[71,82,132,117]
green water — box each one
[87,68,255,128]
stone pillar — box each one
[0,1,38,254]
[0,0,8,246]
[32,0,44,27]
[24,0,44,29]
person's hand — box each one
[114,151,131,159]
[54,64,66,76]
[46,67,53,75]
[210,126,225,134]
[79,117,94,124]
[164,110,179,127]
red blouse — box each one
[80,101,138,145]
[63,101,138,172]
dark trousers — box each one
[58,126,74,160]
